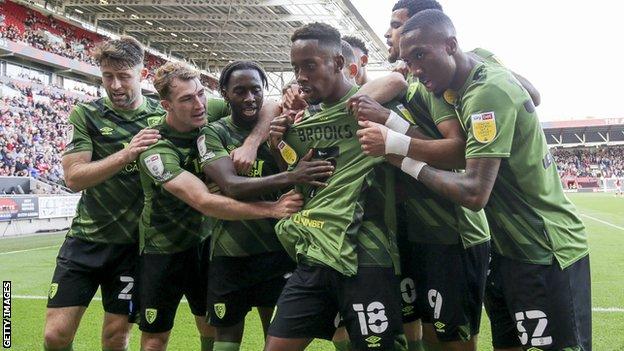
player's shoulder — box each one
[463,64,519,107]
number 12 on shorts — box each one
[352,302,388,335]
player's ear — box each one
[335,54,345,73]
[140,67,149,79]
[160,99,171,112]
[349,63,358,79]
[361,54,368,67]
[445,36,458,55]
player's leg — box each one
[186,241,215,351]
[340,266,404,351]
[493,252,591,351]
[138,250,189,351]
[100,243,140,350]
[265,264,338,351]
[207,288,249,350]
[254,272,292,338]
[420,242,490,351]
[484,253,522,351]
[399,240,425,351]
[331,326,350,351]
[44,237,102,350]
[43,306,87,350]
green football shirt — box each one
[275,86,400,276]
[399,82,490,248]
[63,96,164,244]
[198,116,284,257]
[454,62,588,268]
[137,97,230,254]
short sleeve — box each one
[462,85,516,159]
[205,97,230,123]
[197,125,230,169]
[138,143,183,185]
[420,84,457,125]
[63,106,92,155]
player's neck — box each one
[450,52,477,91]
[165,112,196,133]
[231,113,256,130]
[323,76,353,105]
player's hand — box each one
[357,120,388,157]
[348,95,391,125]
[271,190,304,218]
[289,150,334,186]
[230,144,257,175]
[269,114,294,149]
[282,84,308,111]
[123,128,161,163]
[393,61,410,78]
[385,154,404,168]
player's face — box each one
[384,8,410,63]
[223,69,264,124]
[164,77,207,130]
[100,62,143,110]
[291,39,341,105]
[399,29,455,96]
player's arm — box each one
[388,155,499,211]
[230,99,281,174]
[163,171,303,219]
[353,95,466,170]
[62,107,160,191]
[392,83,517,211]
[202,153,332,200]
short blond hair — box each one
[92,36,144,69]
[153,62,200,100]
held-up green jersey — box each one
[64,96,164,244]
[137,97,229,254]
[399,83,490,248]
[198,116,283,257]
[452,62,588,268]
[275,86,400,277]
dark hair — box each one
[342,35,368,55]
[291,22,341,54]
[401,9,455,36]
[392,0,443,17]
[92,35,144,69]
[218,60,268,96]
[341,40,356,66]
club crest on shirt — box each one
[471,111,497,143]
[144,154,165,177]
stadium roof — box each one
[46,0,389,75]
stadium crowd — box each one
[552,146,624,178]
[0,79,91,183]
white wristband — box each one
[401,158,427,180]
[385,111,410,134]
[385,129,411,156]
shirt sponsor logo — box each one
[470,111,497,143]
[144,154,165,178]
[291,210,325,229]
